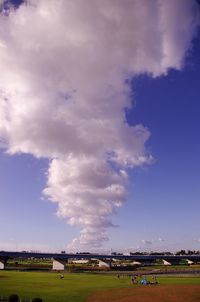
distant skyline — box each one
[0,0,200,253]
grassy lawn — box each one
[158,276,200,285]
[0,271,199,302]
[138,264,200,271]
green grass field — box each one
[0,271,200,302]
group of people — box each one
[117,274,158,285]
[131,275,158,285]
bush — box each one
[8,295,19,302]
[32,298,43,302]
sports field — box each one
[0,271,199,302]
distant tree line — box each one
[127,250,200,256]
[175,250,200,255]
[0,294,43,302]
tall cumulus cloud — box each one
[0,0,199,249]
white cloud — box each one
[0,0,199,249]
[0,241,53,252]
[142,239,153,245]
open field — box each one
[0,271,200,302]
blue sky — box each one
[0,0,199,252]
[110,32,200,251]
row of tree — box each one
[6,294,42,302]
[128,250,200,256]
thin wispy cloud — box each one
[142,240,153,245]
[0,0,199,249]
[0,241,52,252]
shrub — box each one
[8,295,19,302]
[32,298,43,302]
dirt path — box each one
[86,285,200,302]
